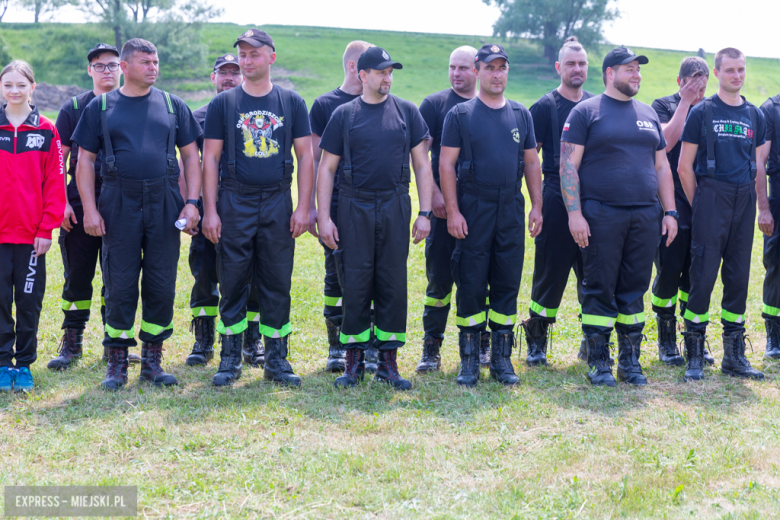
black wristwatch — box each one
[418,210,433,220]
[664,210,679,220]
[186,199,201,209]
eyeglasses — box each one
[215,70,241,77]
[91,63,120,72]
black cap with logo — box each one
[87,43,119,62]
[475,44,509,65]
[357,47,403,72]
[602,47,649,72]
[233,28,275,51]
[213,54,239,70]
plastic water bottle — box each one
[175,218,187,230]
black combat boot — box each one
[586,333,616,387]
[139,342,178,386]
[616,332,647,386]
[523,317,549,366]
[490,331,520,386]
[263,336,301,386]
[100,347,129,390]
[416,336,442,373]
[47,328,84,370]
[325,318,346,372]
[479,330,491,367]
[364,342,379,374]
[242,325,265,368]
[764,317,780,359]
[212,333,243,387]
[721,330,764,380]
[682,331,705,381]
[334,348,365,388]
[186,317,215,366]
[577,333,588,362]
[702,344,715,366]
[455,332,480,387]
[374,349,412,390]
[656,315,684,366]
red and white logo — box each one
[563,123,570,131]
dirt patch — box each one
[0,82,88,112]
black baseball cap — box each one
[602,47,649,72]
[234,29,275,51]
[87,43,119,62]
[213,54,239,70]
[476,44,509,65]
[357,47,403,72]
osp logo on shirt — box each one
[636,120,655,132]
[26,133,45,149]
[236,111,284,159]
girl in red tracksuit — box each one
[0,60,65,392]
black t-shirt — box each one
[562,94,667,206]
[760,95,780,177]
[419,88,472,183]
[56,90,102,205]
[192,103,208,152]
[440,97,536,187]
[319,95,430,190]
[682,94,766,185]
[529,89,594,179]
[204,84,311,186]
[652,92,695,208]
[309,88,361,194]
[72,88,201,180]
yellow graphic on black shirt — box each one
[237,110,284,158]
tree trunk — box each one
[114,25,122,50]
[544,43,555,65]
[34,2,40,23]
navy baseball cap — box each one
[87,43,119,62]
[602,47,648,72]
[357,47,403,72]
[476,44,509,65]
[234,29,275,51]
[214,54,239,70]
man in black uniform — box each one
[48,43,133,369]
[73,38,202,390]
[309,40,374,373]
[561,47,678,387]
[679,47,767,381]
[202,29,315,387]
[650,57,710,367]
[440,44,542,387]
[415,45,479,373]
[184,54,265,370]
[523,36,593,366]
[318,46,432,390]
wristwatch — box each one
[186,199,201,209]
[418,210,433,220]
[664,210,679,220]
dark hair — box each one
[558,36,584,63]
[120,38,158,62]
[714,47,744,71]
[679,56,709,79]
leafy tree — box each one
[484,0,620,64]
[0,0,10,22]
[17,0,78,23]
[0,33,12,65]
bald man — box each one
[310,40,375,373]
[416,46,480,373]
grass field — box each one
[2,22,780,519]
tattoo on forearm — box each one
[560,142,581,212]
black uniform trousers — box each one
[652,192,692,318]
[423,213,456,337]
[685,177,756,334]
[100,175,183,348]
[216,178,294,339]
[453,180,525,333]
[763,176,780,318]
[580,200,660,337]
[0,244,45,368]
[336,185,410,351]
[59,203,105,330]
[321,192,343,321]
[529,179,583,321]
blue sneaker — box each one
[0,367,15,391]
[14,367,34,392]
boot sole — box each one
[683,373,704,381]
[100,382,127,391]
[659,358,685,367]
[525,359,548,367]
[764,352,780,359]
[721,369,765,380]
[139,376,178,387]
[264,376,302,387]
[617,377,647,386]
[455,379,478,387]
[416,364,441,373]
[185,358,209,367]
[325,363,347,373]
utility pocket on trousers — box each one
[333,249,346,291]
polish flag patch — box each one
[563,123,570,131]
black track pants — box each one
[59,203,105,330]
[100,175,183,348]
[529,181,583,321]
[336,185,410,351]
[188,203,260,323]
[423,214,456,337]
[321,194,342,321]
[453,181,525,333]
[217,179,294,339]
[580,201,661,336]
[652,192,692,317]
[685,177,756,334]
[763,176,780,318]
[0,244,45,368]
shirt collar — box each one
[0,104,41,127]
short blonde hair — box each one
[343,40,374,73]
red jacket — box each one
[0,105,65,244]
